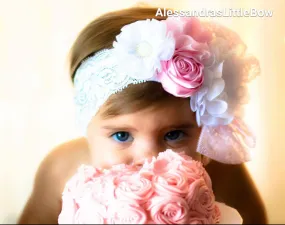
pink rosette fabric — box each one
[59,149,241,224]
[157,17,214,97]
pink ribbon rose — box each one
[157,17,212,97]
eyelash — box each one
[164,130,186,142]
[111,131,133,143]
[110,130,187,143]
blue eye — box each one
[164,130,185,141]
[111,132,133,142]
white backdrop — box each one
[0,0,284,223]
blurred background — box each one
[0,0,284,223]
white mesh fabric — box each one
[73,49,147,136]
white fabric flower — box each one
[113,19,175,80]
[190,62,234,126]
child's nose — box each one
[133,153,156,167]
[132,139,162,166]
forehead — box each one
[92,98,197,130]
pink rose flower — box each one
[111,163,138,173]
[139,151,182,177]
[91,176,116,205]
[74,200,106,224]
[138,157,156,180]
[58,149,226,224]
[148,195,189,224]
[64,165,102,193]
[150,158,181,175]
[186,179,215,217]
[211,203,222,224]
[157,18,213,97]
[69,180,96,206]
[77,164,103,183]
[202,170,213,189]
[107,201,147,224]
[115,174,154,204]
[178,160,212,188]
[107,164,137,183]
[188,211,211,224]
[157,149,188,162]
[158,49,205,97]
[153,170,188,197]
[58,190,78,224]
[157,150,212,189]
[149,150,188,175]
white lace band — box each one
[73,17,259,164]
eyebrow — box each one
[101,122,196,131]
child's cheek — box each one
[89,140,132,168]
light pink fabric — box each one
[156,17,213,97]
[197,117,256,164]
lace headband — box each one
[73,17,259,164]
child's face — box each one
[87,98,202,169]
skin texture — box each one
[17,99,268,224]
[86,98,202,168]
